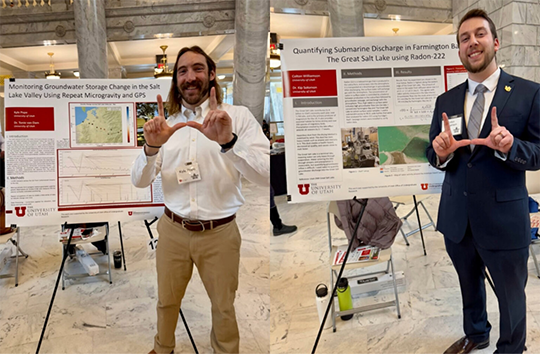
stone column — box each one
[73,0,108,78]
[328,0,364,37]
[453,0,540,83]
[233,0,270,124]
[108,67,125,79]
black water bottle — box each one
[113,250,122,269]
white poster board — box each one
[4,79,171,226]
[281,35,468,202]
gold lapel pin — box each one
[505,86,511,92]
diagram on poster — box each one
[59,176,152,206]
[4,79,170,226]
[281,35,466,202]
[58,149,139,177]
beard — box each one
[179,78,210,106]
[460,45,496,74]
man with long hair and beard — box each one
[132,46,269,354]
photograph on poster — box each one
[341,127,379,168]
[378,125,430,165]
[136,101,170,146]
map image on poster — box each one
[75,106,123,143]
[70,103,134,148]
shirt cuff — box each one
[222,137,248,161]
[141,147,159,163]
[494,150,508,161]
[436,153,453,168]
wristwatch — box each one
[220,133,238,150]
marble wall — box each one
[0,0,236,48]
[270,0,453,23]
[453,0,540,83]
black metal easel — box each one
[37,222,104,353]
[117,221,127,271]
[412,195,427,256]
[36,221,128,353]
[145,217,199,354]
[312,197,368,354]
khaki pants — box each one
[154,214,241,353]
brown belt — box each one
[164,207,235,232]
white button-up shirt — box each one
[465,68,500,130]
[131,99,269,220]
[436,68,504,167]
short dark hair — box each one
[456,8,498,44]
[166,46,223,116]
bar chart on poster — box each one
[280,35,467,203]
[4,79,169,226]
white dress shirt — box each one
[465,68,500,129]
[437,68,503,167]
[131,99,269,220]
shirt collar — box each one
[468,67,500,95]
[180,98,211,121]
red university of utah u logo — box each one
[421,184,429,190]
[298,184,310,195]
[128,211,133,216]
[15,206,26,217]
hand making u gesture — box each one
[433,112,471,162]
[471,107,514,154]
[143,94,186,149]
[186,87,234,145]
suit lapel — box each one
[478,70,515,139]
[470,70,515,159]
[456,81,469,140]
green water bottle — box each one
[337,277,353,320]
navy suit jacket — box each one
[426,70,540,250]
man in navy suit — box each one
[426,9,540,354]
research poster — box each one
[281,35,468,203]
[4,79,171,226]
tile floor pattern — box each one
[271,192,540,354]
[0,180,269,354]
[2,187,540,354]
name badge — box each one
[442,114,463,136]
[176,161,201,185]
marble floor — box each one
[2,185,540,354]
[270,192,540,354]
[0,180,269,354]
